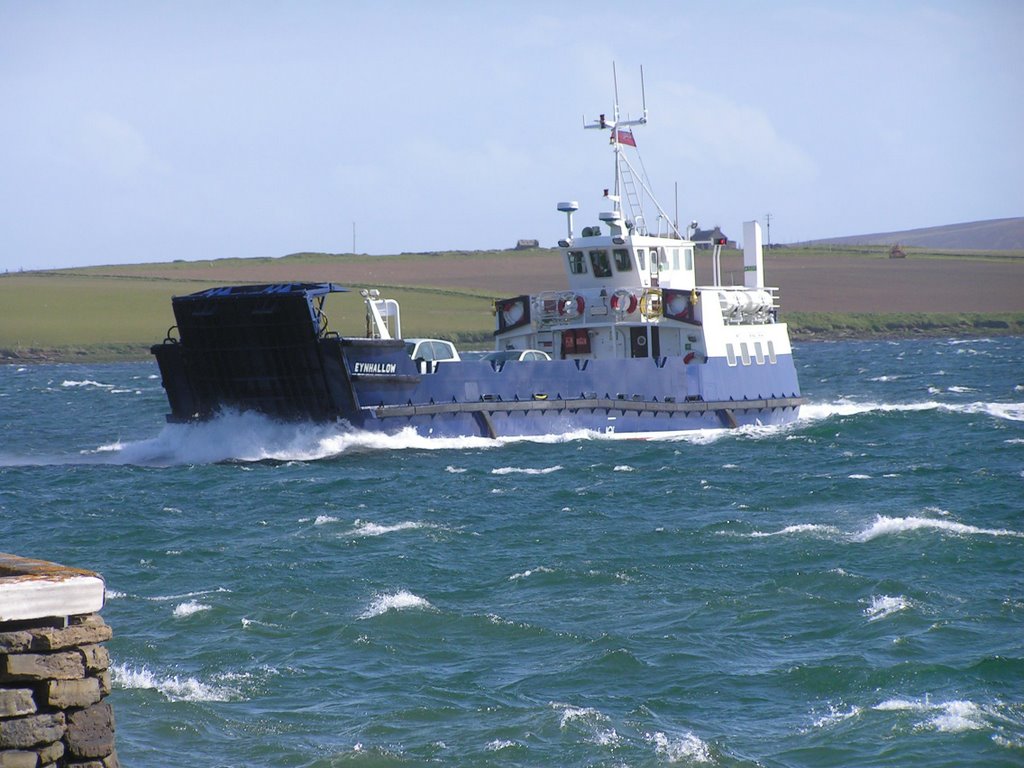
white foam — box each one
[746,524,842,538]
[359,590,433,619]
[80,414,504,467]
[147,587,230,602]
[491,465,563,475]
[873,697,988,733]
[853,515,1024,542]
[486,740,517,751]
[848,474,872,480]
[799,400,940,423]
[555,703,609,730]
[864,595,912,621]
[61,379,114,389]
[313,515,339,526]
[104,589,126,600]
[348,520,427,537]
[110,662,241,702]
[613,464,635,472]
[173,600,211,618]
[812,704,863,729]
[444,465,467,473]
[645,731,714,763]
[509,566,554,581]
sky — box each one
[2,0,1022,271]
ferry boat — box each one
[151,84,801,438]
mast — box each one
[584,65,681,239]
[585,64,647,224]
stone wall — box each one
[0,555,116,768]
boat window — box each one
[754,341,764,364]
[767,340,777,363]
[435,341,457,361]
[740,342,751,365]
[636,248,646,270]
[589,250,612,278]
[613,248,632,272]
[726,343,737,367]
[567,250,587,274]
[671,249,679,270]
[684,247,693,271]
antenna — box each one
[640,65,648,122]
[613,62,620,124]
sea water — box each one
[1,337,1022,767]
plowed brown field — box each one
[128,251,1023,313]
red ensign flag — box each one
[616,129,637,147]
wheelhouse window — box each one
[767,340,777,363]
[568,250,587,274]
[684,247,694,271]
[636,248,646,270]
[754,341,765,364]
[613,248,632,272]
[726,343,737,367]
[589,249,612,278]
[740,342,751,366]
[671,248,679,269]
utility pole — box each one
[352,222,356,254]
[765,213,772,248]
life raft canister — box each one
[558,293,585,317]
[610,290,638,315]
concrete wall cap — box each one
[0,554,104,622]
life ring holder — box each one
[639,288,662,319]
[558,293,585,318]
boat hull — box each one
[152,335,801,438]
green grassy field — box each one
[2,245,1022,362]
[0,272,496,362]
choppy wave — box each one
[800,399,1024,424]
[62,379,114,389]
[853,515,1024,542]
[509,566,555,581]
[173,600,212,618]
[492,465,563,475]
[111,663,246,702]
[645,731,714,763]
[864,595,912,621]
[359,590,433,619]
[736,514,1022,542]
[348,520,431,537]
[746,523,842,538]
[14,394,1018,468]
[146,587,230,602]
[873,697,992,733]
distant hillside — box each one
[794,217,1024,250]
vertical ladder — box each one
[618,157,646,234]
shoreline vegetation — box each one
[2,244,1022,364]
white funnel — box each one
[743,220,764,288]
